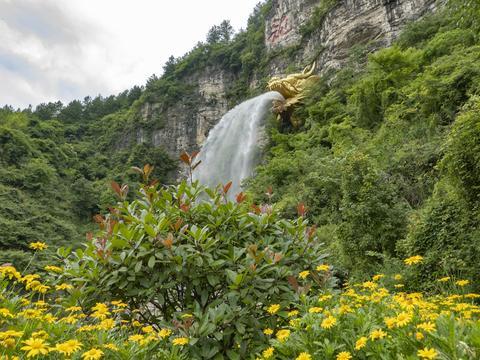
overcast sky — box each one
[0,0,262,109]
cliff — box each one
[129,0,442,172]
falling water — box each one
[193,91,284,196]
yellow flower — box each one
[128,334,144,343]
[91,303,110,319]
[81,348,104,360]
[395,312,413,327]
[55,283,73,291]
[288,310,299,317]
[362,281,378,290]
[316,264,330,272]
[336,351,352,360]
[296,352,312,360]
[263,328,273,335]
[338,304,353,314]
[142,326,154,334]
[172,337,189,346]
[158,328,172,338]
[44,265,63,273]
[370,329,387,340]
[394,274,403,281]
[103,343,118,351]
[321,315,337,329]
[276,329,290,342]
[20,338,49,358]
[99,318,115,330]
[417,322,436,333]
[455,280,470,287]
[318,294,333,302]
[417,347,438,359]
[267,304,280,314]
[55,340,82,356]
[404,255,423,265]
[299,271,310,279]
[437,276,450,282]
[309,307,322,313]
[0,308,13,318]
[29,242,48,251]
[262,347,274,359]
[355,336,367,350]
[66,306,82,312]
[31,330,48,339]
[415,332,425,340]
[111,300,128,308]
[372,274,385,281]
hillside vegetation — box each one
[0,0,479,359]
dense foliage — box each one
[0,90,175,269]
[63,167,329,358]
[247,2,480,290]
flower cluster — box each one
[257,258,479,359]
[0,265,189,359]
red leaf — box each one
[190,151,200,161]
[223,181,233,194]
[251,204,261,214]
[236,192,247,203]
[111,181,121,196]
[297,203,307,217]
[179,151,191,165]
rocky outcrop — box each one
[133,0,442,179]
[137,67,231,158]
[266,0,441,73]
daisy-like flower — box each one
[321,315,337,329]
[55,339,82,356]
[455,280,470,287]
[172,337,189,346]
[417,347,438,359]
[20,337,49,358]
[309,307,322,313]
[44,265,63,273]
[81,348,103,360]
[296,352,312,360]
[417,322,436,333]
[103,343,119,351]
[336,351,352,360]
[55,283,73,291]
[29,242,48,251]
[276,329,290,342]
[355,336,367,350]
[267,304,280,314]
[370,329,387,340]
[404,255,423,265]
[437,276,450,282]
[262,347,274,359]
[263,328,273,335]
[316,264,330,272]
[158,329,172,338]
[299,270,310,279]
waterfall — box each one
[193,91,284,196]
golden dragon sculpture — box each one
[267,62,319,127]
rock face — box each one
[137,66,231,159]
[266,0,440,72]
[133,0,441,179]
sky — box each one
[0,0,262,109]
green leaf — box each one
[148,255,156,268]
[134,261,142,273]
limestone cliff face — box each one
[132,0,441,177]
[136,66,231,158]
[266,0,441,73]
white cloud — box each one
[0,0,263,108]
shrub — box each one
[63,171,330,358]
